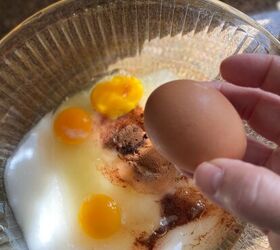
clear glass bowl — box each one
[0,0,279,249]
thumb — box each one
[194,159,280,233]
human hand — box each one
[194,54,280,249]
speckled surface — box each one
[223,0,278,13]
[0,0,57,38]
[0,0,279,39]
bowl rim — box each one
[0,0,280,52]
[0,1,275,249]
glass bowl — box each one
[0,0,279,249]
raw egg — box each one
[91,75,143,119]
[144,80,247,173]
[78,194,121,239]
[53,107,93,144]
[5,72,239,250]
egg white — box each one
[5,70,236,250]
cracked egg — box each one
[5,70,239,250]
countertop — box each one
[0,0,279,39]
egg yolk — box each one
[79,194,121,239]
[91,75,143,119]
[53,107,93,144]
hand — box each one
[194,54,280,249]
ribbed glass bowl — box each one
[0,0,279,249]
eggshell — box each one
[144,80,247,173]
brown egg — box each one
[144,80,247,173]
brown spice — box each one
[161,187,206,227]
[128,146,176,184]
[100,107,178,193]
[135,187,207,249]
[113,124,147,155]
[98,107,218,249]
[100,106,144,148]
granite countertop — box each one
[0,0,57,38]
[0,0,279,39]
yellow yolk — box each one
[53,107,93,144]
[78,194,121,239]
[91,75,143,119]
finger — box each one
[221,54,280,95]
[265,147,280,176]
[194,159,280,233]
[208,81,280,145]
[268,232,280,250]
[244,138,280,176]
[243,137,272,166]
[243,137,280,176]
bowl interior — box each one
[0,0,279,249]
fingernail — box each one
[194,162,224,196]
